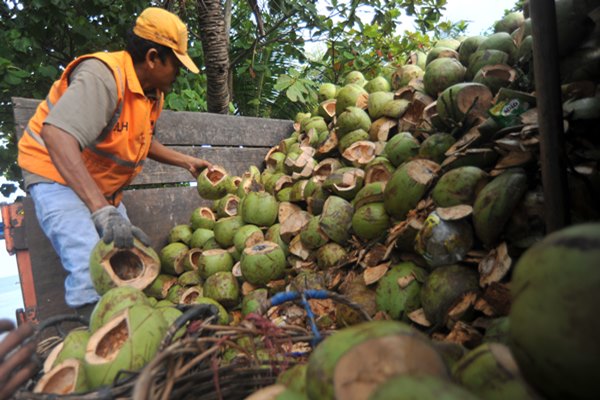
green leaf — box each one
[274,74,294,91]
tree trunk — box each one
[196,0,230,114]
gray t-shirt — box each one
[23,59,119,188]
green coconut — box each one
[265,152,287,174]
[420,264,480,328]
[477,32,518,64]
[167,224,193,245]
[192,296,230,325]
[418,133,456,164]
[196,166,233,200]
[203,271,239,309]
[233,224,265,253]
[367,91,394,120]
[467,49,510,80]
[426,46,460,66]
[337,106,371,137]
[382,99,411,119]
[277,186,293,202]
[84,304,168,389]
[189,206,216,230]
[214,194,240,218]
[241,191,279,227]
[241,288,269,316]
[407,50,428,70]
[178,270,202,287]
[364,76,390,93]
[337,129,369,153]
[35,359,89,395]
[318,82,338,102]
[144,274,177,300]
[198,248,234,279]
[351,203,391,242]
[509,223,600,400]
[335,84,368,116]
[458,35,486,66]
[384,132,420,167]
[322,167,365,200]
[436,82,493,127]
[431,166,489,207]
[424,57,467,97]
[343,70,366,87]
[383,159,440,221]
[240,241,287,286]
[303,116,328,135]
[156,306,185,340]
[189,228,215,249]
[277,363,308,394]
[89,238,161,296]
[159,242,190,276]
[89,286,151,333]
[44,329,91,373]
[305,320,448,400]
[473,168,528,247]
[391,64,425,90]
[473,64,518,95]
[453,343,540,400]
[368,374,479,400]
[352,182,386,209]
[265,224,290,256]
[165,284,186,303]
[317,99,337,123]
[213,215,244,247]
[494,11,524,33]
[300,215,330,249]
[315,242,348,270]
[319,196,354,245]
[414,210,474,268]
[364,157,394,184]
[375,262,428,321]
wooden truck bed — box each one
[4,97,293,324]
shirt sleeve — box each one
[43,59,118,149]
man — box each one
[0,320,38,399]
[17,7,212,313]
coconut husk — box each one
[481,282,511,316]
[433,321,483,348]
[279,210,311,242]
[363,262,391,286]
[369,117,398,142]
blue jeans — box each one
[28,182,129,308]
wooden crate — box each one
[10,97,293,322]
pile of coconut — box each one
[31,1,600,398]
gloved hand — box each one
[91,205,150,248]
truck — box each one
[2,96,294,324]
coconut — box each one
[343,70,366,87]
[473,168,528,247]
[509,223,600,400]
[265,151,287,174]
[418,133,456,164]
[367,91,394,120]
[414,210,474,268]
[477,32,518,63]
[391,64,425,90]
[494,11,524,33]
[384,132,420,167]
[368,374,479,400]
[240,191,279,227]
[233,224,265,253]
[300,215,330,249]
[44,329,91,373]
[144,274,177,300]
[35,359,89,395]
[467,49,509,80]
[342,141,377,167]
[196,166,233,200]
[316,242,348,270]
[318,82,338,102]
[89,286,151,333]
[426,46,460,66]
[198,248,234,279]
[352,182,386,209]
[322,167,365,201]
[236,166,263,198]
[424,57,467,97]
[213,215,244,247]
[473,64,518,95]
[178,270,202,287]
[406,50,427,69]
[338,129,369,153]
[458,35,486,66]
[436,82,493,127]
[158,242,189,276]
[335,84,369,116]
[420,264,480,328]
[364,157,394,185]
[319,196,354,245]
[317,99,337,123]
[167,224,193,245]
[303,116,328,135]
[241,288,269,316]
[453,343,540,400]
[383,159,440,221]
[351,203,391,242]
[336,280,377,327]
[375,262,428,321]
[189,206,216,230]
[432,166,489,207]
[364,76,391,93]
[165,284,186,303]
[189,228,215,249]
[203,271,239,309]
[305,320,448,400]
[89,238,161,296]
[240,241,286,286]
[277,363,308,394]
[214,194,240,218]
[337,106,371,138]
[156,306,185,340]
[265,223,290,256]
[84,304,168,389]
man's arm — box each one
[41,124,109,213]
[148,138,212,178]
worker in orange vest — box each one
[17,8,211,314]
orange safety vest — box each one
[17,51,164,205]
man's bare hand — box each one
[188,158,213,178]
[0,320,39,399]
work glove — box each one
[91,205,150,248]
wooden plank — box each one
[131,146,270,185]
[11,97,294,146]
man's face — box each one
[151,51,182,93]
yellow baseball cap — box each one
[133,7,199,74]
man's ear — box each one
[145,48,159,69]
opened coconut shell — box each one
[89,286,151,333]
[240,241,286,286]
[35,358,89,395]
[375,262,428,321]
[196,166,234,200]
[369,374,479,400]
